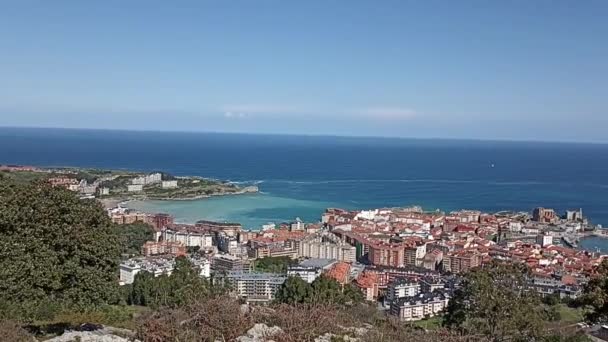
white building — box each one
[537,234,554,247]
[386,279,421,304]
[192,258,211,278]
[127,184,143,192]
[287,266,322,283]
[226,271,287,303]
[390,292,450,321]
[162,228,213,248]
[355,209,378,221]
[119,257,175,285]
[132,173,162,185]
[298,238,356,263]
[290,218,304,231]
[161,180,178,189]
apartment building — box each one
[226,271,287,303]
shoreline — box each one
[101,186,259,209]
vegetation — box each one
[116,222,155,255]
[0,180,122,320]
[275,275,363,305]
[579,259,608,323]
[0,177,595,341]
[137,298,487,342]
[254,256,298,273]
[124,257,226,308]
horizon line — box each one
[0,125,607,146]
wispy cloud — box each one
[353,107,417,120]
[219,104,418,120]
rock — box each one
[43,330,136,342]
[240,303,251,315]
[42,326,139,342]
[235,323,283,342]
[314,333,359,342]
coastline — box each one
[100,185,259,208]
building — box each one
[142,241,186,257]
[119,257,175,285]
[443,250,481,273]
[355,271,379,301]
[98,187,110,196]
[287,266,322,283]
[226,271,287,303]
[47,177,79,190]
[191,258,211,278]
[149,213,174,230]
[404,242,427,266]
[390,292,450,321]
[111,212,149,224]
[127,184,143,192]
[212,254,251,273]
[385,278,421,303]
[536,234,554,247]
[298,258,337,271]
[325,262,351,285]
[533,207,557,223]
[290,218,305,231]
[162,227,213,248]
[161,180,178,189]
[132,173,162,185]
[422,249,443,271]
[369,243,405,268]
[565,209,583,222]
[298,238,356,263]
[196,220,242,237]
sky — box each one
[0,1,606,142]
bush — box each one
[0,320,33,342]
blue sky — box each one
[0,1,606,142]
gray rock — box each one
[235,323,283,342]
[314,333,360,342]
[42,330,138,342]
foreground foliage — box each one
[0,181,122,320]
[125,257,227,308]
[275,274,364,305]
[444,261,581,341]
[579,259,608,323]
[117,222,155,256]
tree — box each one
[443,261,547,341]
[254,256,298,273]
[310,275,344,304]
[125,257,220,308]
[0,181,121,319]
[116,222,155,255]
[275,276,312,304]
[579,259,608,323]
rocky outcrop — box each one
[234,323,283,342]
[42,326,138,342]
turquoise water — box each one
[126,193,337,229]
[579,236,608,253]
[2,128,608,233]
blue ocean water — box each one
[1,127,608,233]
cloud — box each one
[221,104,304,115]
[353,107,417,120]
[223,111,247,119]
[219,104,418,121]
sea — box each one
[1,127,608,251]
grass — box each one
[557,304,584,324]
[411,316,443,330]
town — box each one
[110,200,605,323]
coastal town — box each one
[0,164,258,202]
[4,165,608,336]
[101,173,607,323]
